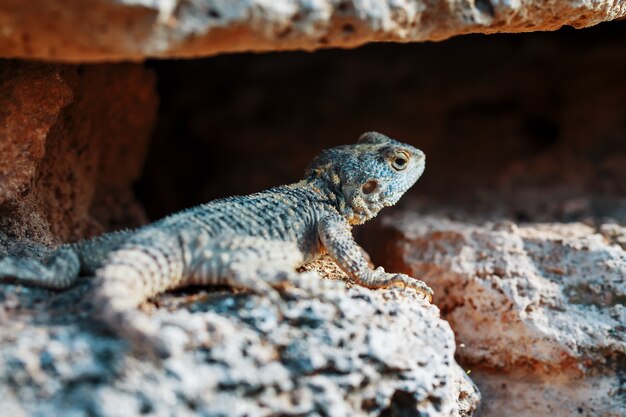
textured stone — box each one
[0,62,157,246]
[0,266,480,417]
[379,212,626,416]
[0,0,625,62]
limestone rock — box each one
[379,213,626,416]
[0,62,156,247]
[0,269,480,416]
[0,0,624,62]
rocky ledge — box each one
[0,260,479,417]
[0,0,625,61]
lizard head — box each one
[306,131,425,224]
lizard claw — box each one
[393,273,433,302]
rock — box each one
[0,62,156,247]
[0,268,480,417]
[0,0,624,62]
[600,223,626,250]
[378,212,626,416]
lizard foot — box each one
[357,268,434,302]
[386,272,434,302]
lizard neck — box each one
[300,176,359,224]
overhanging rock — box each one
[0,0,624,62]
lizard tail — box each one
[0,246,81,289]
[0,229,133,290]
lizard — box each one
[0,131,432,353]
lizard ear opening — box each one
[358,132,390,145]
[362,180,378,195]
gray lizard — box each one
[0,132,432,351]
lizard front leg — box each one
[317,214,433,301]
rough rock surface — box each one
[0,62,156,247]
[0,0,625,62]
[0,261,480,417]
[377,211,625,416]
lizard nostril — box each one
[362,180,378,195]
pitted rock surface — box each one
[380,212,625,417]
[0,272,479,417]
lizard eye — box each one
[362,180,378,194]
[392,152,409,171]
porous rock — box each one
[0,62,156,247]
[0,0,625,62]
[0,267,480,417]
[379,212,626,416]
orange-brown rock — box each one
[0,62,157,246]
[0,0,624,62]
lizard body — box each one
[0,132,432,352]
